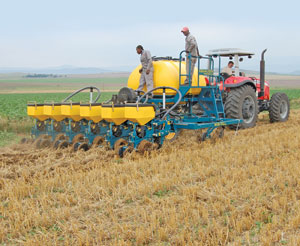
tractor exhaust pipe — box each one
[259,49,267,97]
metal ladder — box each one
[178,51,225,120]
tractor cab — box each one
[206,48,254,78]
[206,48,270,102]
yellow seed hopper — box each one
[80,103,102,123]
[61,102,82,121]
[27,103,49,121]
[101,104,126,125]
[124,104,155,125]
[43,103,67,122]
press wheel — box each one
[72,134,85,143]
[20,138,34,144]
[71,142,80,152]
[34,134,49,148]
[92,136,105,147]
[39,138,52,148]
[78,142,89,151]
[114,138,128,155]
[137,140,153,154]
[54,133,66,142]
[57,140,69,149]
[122,146,134,157]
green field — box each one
[0,76,128,93]
[0,92,114,119]
[0,89,300,147]
[0,92,114,146]
[271,88,300,101]
[271,88,300,109]
[0,77,126,84]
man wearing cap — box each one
[181,27,200,85]
[136,45,154,96]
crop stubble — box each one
[0,111,300,245]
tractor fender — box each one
[223,78,256,91]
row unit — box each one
[27,103,155,125]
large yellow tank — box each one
[127,60,207,95]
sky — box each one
[0,0,299,73]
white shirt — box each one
[222,66,233,76]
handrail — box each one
[179,50,215,87]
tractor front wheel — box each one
[224,85,258,129]
[269,92,290,123]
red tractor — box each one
[206,48,290,129]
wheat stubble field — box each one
[0,110,300,245]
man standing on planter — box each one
[136,45,154,97]
[181,27,200,85]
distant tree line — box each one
[24,74,66,78]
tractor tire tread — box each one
[224,85,258,129]
[269,92,290,123]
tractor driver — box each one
[222,61,234,76]
[136,45,154,97]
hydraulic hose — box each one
[137,86,182,119]
[135,89,149,103]
[62,86,101,103]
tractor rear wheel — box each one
[269,92,290,123]
[224,85,258,129]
